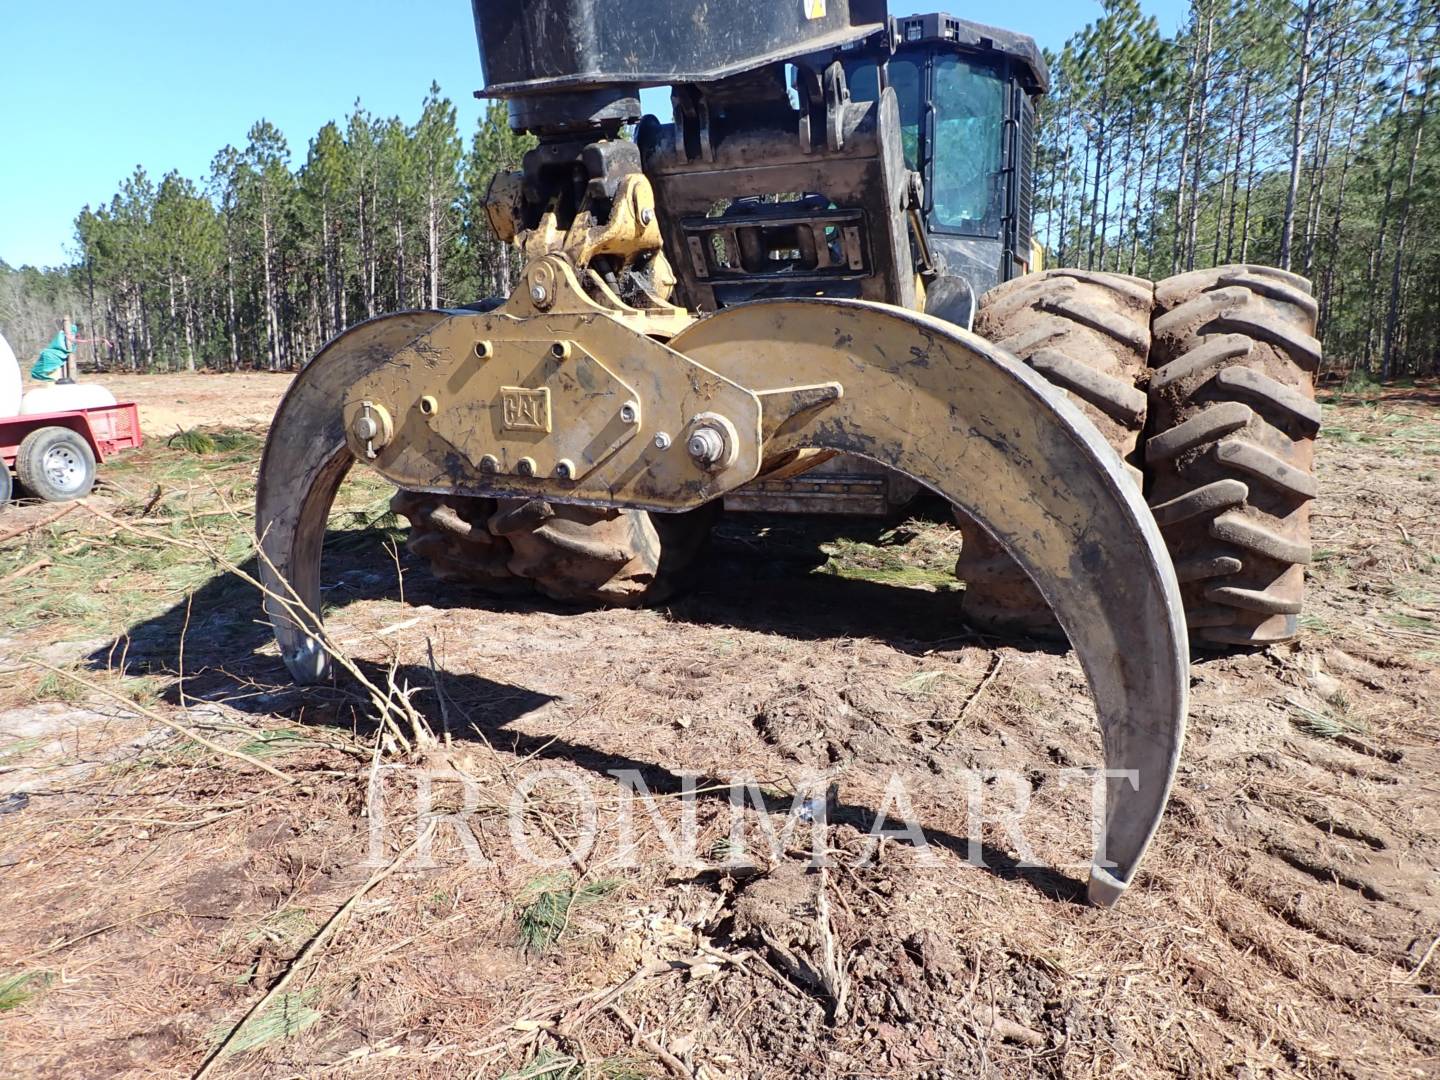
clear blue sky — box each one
[0,1,1185,269]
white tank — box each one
[0,331,20,419]
[20,381,118,415]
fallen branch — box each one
[1402,933,1440,984]
[30,659,291,782]
[193,819,438,1079]
[610,1005,693,1078]
[0,558,52,585]
[0,501,80,544]
[815,864,850,1022]
[934,654,1004,749]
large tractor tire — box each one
[957,269,1153,637]
[391,491,718,607]
[1146,266,1321,649]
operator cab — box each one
[843,14,1048,303]
[638,12,1047,328]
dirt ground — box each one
[99,372,294,436]
[0,376,1435,1079]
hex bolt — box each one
[551,340,572,361]
[530,283,550,308]
[419,396,438,416]
[479,454,500,473]
[653,432,672,451]
[554,459,576,480]
[474,340,493,360]
[619,401,640,424]
[687,427,727,467]
[516,457,538,477]
[640,208,654,226]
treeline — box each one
[0,262,87,366]
[1039,0,1438,378]
[4,84,533,374]
[3,1,1436,380]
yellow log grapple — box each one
[256,0,1322,906]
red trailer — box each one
[0,402,143,507]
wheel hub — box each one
[44,445,86,494]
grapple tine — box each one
[670,300,1190,906]
[256,312,448,684]
[256,288,1188,906]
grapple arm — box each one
[255,257,1188,906]
[673,301,1190,906]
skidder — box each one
[254,0,1328,907]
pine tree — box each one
[463,101,535,300]
[412,83,463,309]
[18,19,1431,380]
[238,121,294,371]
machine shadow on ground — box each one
[84,511,1090,904]
[87,502,1064,684]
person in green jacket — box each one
[30,322,79,382]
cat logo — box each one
[803,0,826,19]
[500,387,552,433]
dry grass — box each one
[0,391,1435,1078]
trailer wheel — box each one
[958,269,1154,637]
[0,465,11,509]
[16,427,96,502]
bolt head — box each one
[555,459,576,480]
[479,454,500,474]
[516,457,537,478]
[653,432,672,451]
[619,401,639,424]
[640,208,654,226]
[687,427,727,465]
[352,415,379,441]
[530,284,549,305]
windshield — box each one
[846,50,1007,238]
[932,54,1006,234]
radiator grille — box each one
[1017,95,1036,252]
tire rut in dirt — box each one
[391,490,718,606]
[1147,265,1321,649]
[957,268,1153,638]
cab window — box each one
[931,54,1006,235]
[845,57,922,171]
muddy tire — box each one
[16,426,97,502]
[391,491,718,607]
[957,269,1154,637]
[389,492,527,593]
[1147,266,1321,649]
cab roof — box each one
[892,13,1049,94]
